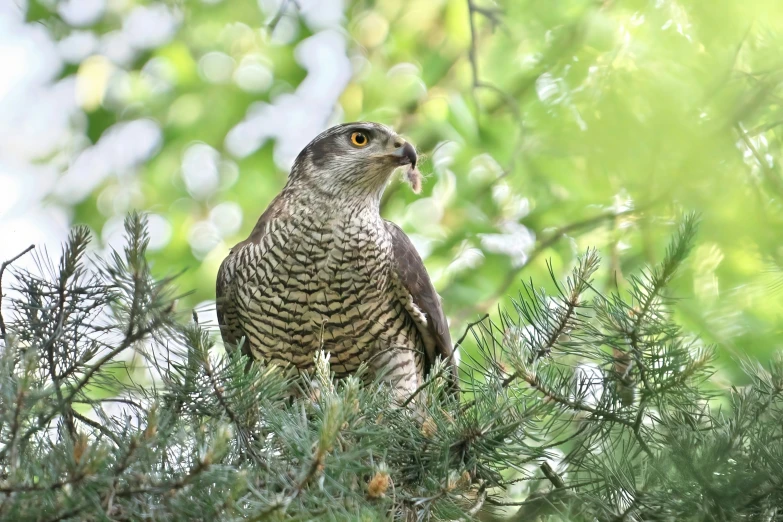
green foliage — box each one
[2,215,782,521]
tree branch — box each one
[71,409,123,447]
[400,313,488,408]
[267,0,301,33]
[455,208,642,324]
[0,244,35,340]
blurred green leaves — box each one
[23,0,783,382]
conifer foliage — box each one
[1,213,782,521]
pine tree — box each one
[1,213,781,521]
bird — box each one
[215,122,455,400]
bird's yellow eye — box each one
[350,131,369,147]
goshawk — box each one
[216,122,454,398]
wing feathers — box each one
[384,221,457,388]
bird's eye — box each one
[350,131,369,147]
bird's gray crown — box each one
[286,122,416,202]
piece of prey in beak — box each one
[391,140,422,194]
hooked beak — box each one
[391,141,417,169]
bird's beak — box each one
[391,141,417,169]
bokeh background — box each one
[2,0,783,383]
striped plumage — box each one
[216,122,455,398]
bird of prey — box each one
[216,122,455,399]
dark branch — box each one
[0,244,35,340]
[458,206,645,322]
[400,313,489,408]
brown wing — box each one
[216,196,286,358]
[384,221,457,390]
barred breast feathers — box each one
[216,185,453,394]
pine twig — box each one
[540,461,565,489]
[465,483,488,517]
[400,313,489,408]
[70,409,123,447]
[456,207,642,323]
[0,244,35,340]
[198,329,266,467]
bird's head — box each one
[287,122,419,202]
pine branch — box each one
[43,229,91,441]
[5,213,781,521]
[401,313,488,408]
[0,244,34,340]
[503,248,600,387]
